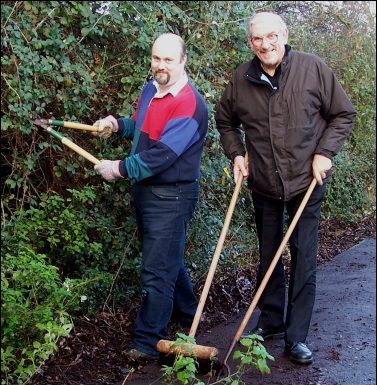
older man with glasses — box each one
[215,12,356,365]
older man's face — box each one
[248,18,288,69]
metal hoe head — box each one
[216,361,231,379]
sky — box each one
[370,1,376,15]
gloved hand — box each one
[92,115,119,139]
[94,160,124,182]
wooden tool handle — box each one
[233,177,318,341]
[221,178,318,367]
[50,119,99,132]
[46,127,100,165]
[61,138,100,165]
[189,154,248,338]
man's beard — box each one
[154,71,170,86]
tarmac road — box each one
[122,238,376,385]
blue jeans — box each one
[131,181,199,355]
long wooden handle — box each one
[189,155,248,338]
[233,178,317,341]
[50,119,99,132]
[46,127,100,165]
[223,178,318,365]
[61,137,100,165]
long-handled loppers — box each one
[219,177,318,376]
[34,119,100,165]
[157,156,248,363]
[36,118,99,132]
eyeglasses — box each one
[250,32,280,47]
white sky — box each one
[370,2,376,15]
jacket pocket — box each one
[285,90,320,130]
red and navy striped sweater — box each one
[117,79,208,184]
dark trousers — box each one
[251,183,327,344]
[131,181,199,355]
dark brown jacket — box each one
[215,46,356,201]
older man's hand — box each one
[312,154,332,185]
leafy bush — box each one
[1,186,141,300]
[1,248,73,385]
[322,149,374,219]
[1,186,141,383]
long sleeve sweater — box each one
[117,79,208,184]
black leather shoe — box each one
[240,327,285,340]
[285,342,313,365]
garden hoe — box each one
[34,118,100,165]
[157,155,248,369]
[219,177,318,377]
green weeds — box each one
[161,333,274,385]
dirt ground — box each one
[29,215,376,385]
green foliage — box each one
[161,333,204,385]
[1,186,141,303]
[282,1,376,217]
[161,333,274,384]
[2,0,374,224]
[322,150,374,219]
[234,334,274,376]
[2,187,101,271]
[162,355,202,385]
[1,186,141,382]
[1,248,74,385]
